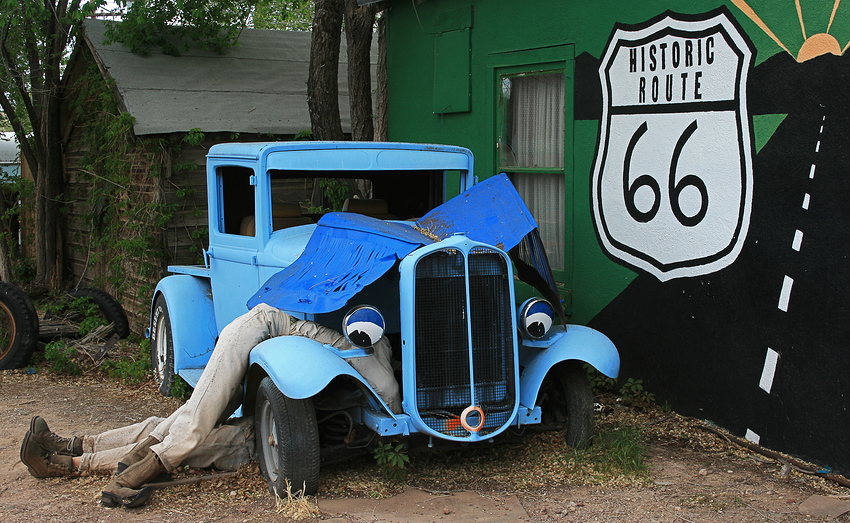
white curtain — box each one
[503,73,565,270]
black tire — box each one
[150,295,175,397]
[538,361,595,448]
[0,282,40,370]
[255,377,320,496]
[46,287,131,339]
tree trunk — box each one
[30,53,65,292]
[343,0,376,142]
[308,0,345,141]
[375,13,388,142]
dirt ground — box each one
[2,370,849,523]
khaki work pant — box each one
[149,303,401,471]
[79,416,252,472]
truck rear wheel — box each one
[151,295,175,396]
[0,282,39,370]
[255,377,320,497]
[539,361,594,448]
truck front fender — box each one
[244,336,396,417]
[153,275,217,372]
[519,325,620,408]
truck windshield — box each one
[268,169,455,221]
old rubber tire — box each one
[48,288,131,338]
[70,288,130,339]
[0,282,39,370]
[255,377,320,496]
[151,295,175,397]
[538,361,595,448]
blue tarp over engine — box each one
[248,174,541,314]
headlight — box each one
[518,298,554,339]
[342,305,385,348]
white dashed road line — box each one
[792,230,803,251]
[809,164,816,179]
[778,275,793,312]
[815,140,821,153]
[759,348,779,393]
[745,429,760,444]
[802,193,810,210]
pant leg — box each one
[81,416,164,454]
[80,419,253,473]
[151,304,292,470]
[291,321,401,414]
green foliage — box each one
[252,0,313,31]
[319,179,350,211]
[183,128,205,146]
[102,339,152,384]
[44,341,82,376]
[585,364,617,393]
[171,375,193,402]
[105,0,254,56]
[619,378,656,409]
[45,295,104,336]
[373,439,409,481]
[293,129,313,141]
[79,314,108,336]
[0,172,34,279]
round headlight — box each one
[342,305,385,349]
[518,298,554,339]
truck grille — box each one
[413,247,516,437]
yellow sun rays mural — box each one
[732,0,850,61]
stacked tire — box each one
[0,282,39,371]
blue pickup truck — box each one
[149,141,620,495]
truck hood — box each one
[248,174,562,320]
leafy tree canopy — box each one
[252,0,313,31]
[105,0,256,56]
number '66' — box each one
[623,120,708,227]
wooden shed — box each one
[60,20,374,332]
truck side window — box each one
[218,166,255,235]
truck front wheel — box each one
[255,377,320,497]
[539,361,594,448]
[151,295,175,396]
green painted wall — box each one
[385,0,805,324]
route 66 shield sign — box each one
[591,9,754,281]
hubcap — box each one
[260,399,279,482]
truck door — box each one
[207,164,262,331]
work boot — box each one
[116,435,159,473]
[101,450,166,508]
[30,416,83,456]
[20,431,75,478]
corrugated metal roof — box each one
[82,19,375,136]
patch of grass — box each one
[273,480,320,519]
[579,424,648,476]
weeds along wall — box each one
[62,51,209,333]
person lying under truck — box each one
[22,414,253,475]
[20,303,401,508]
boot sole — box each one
[20,431,46,478]
[101,486,154,508]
